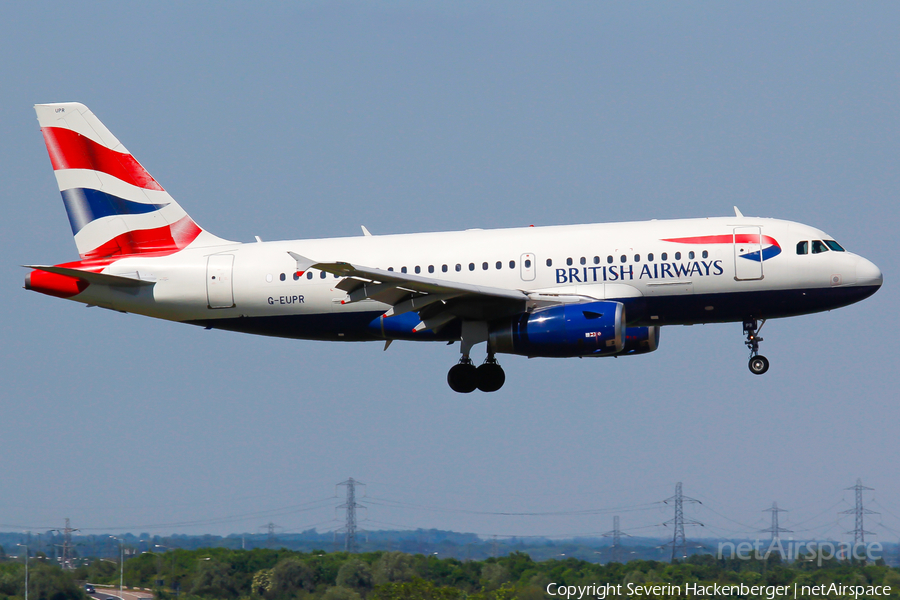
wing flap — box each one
[287,252,530,332]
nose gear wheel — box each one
[743,319,769,375]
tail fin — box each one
[35,102,229,260]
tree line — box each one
[2,548,900,599]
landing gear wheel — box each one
[448,361,478,393]
[748,355,769,375]
[743,318,769,375]
[476,362,505,392]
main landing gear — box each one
[447,354,506,393]
[743,318,769,375]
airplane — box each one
[24,102,883,393]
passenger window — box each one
[675,252,682,260]
[634,254,640,262]
[662,253,668,261]
[320,272,326,279]
[593,256,600,264]
[607,256,613,264]
[546,258,552,267]
[648,253,654,262]
[567,257,573,266]
[702,250,708,259]
[428,265,434,273]
[525,259,532,268]
[824,240,845,252]
[580,257,586,265]
[620,255,626,263]
[796,241,808,255]
[688,251,695,259]
[293,272,300,281]
[496,261,502,269]
[509,260,515,269]
[812,240,829,254]
[401,267,408,273]
[280,273,286,281]
[388,267,394,272]
[307,272,313,280]
[442,264,448,273]
[456,264,462,272]
[414,266,421,274]
[469,263,475,271]
[482,262,488,270]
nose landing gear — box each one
[743,319,769,375]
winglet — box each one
[734,206,744,217]
[361,226,373,237]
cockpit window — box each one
[796,241,808,255]
[812,240,829,254]
[824,240,845,252]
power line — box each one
[601,516,630,563]
[663,482,702,562]
[336,478,365,553]
[761,502,791,545]
[840,478,877,545]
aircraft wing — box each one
[289,252,529,330]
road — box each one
[88,586,153,600]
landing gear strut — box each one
[743,318,769,375]
[447,354,506,393]
[448,323,506,393]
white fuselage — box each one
[64,215,881,343]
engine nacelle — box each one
[489,301,625,358]
[621,326,661,355]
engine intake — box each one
[489,301,625,358]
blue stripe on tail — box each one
[60,188,169,234]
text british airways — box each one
[555,260,724,284]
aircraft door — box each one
[734,227,763,280]
[520,253,535,281]
[207,254,235,308]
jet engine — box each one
[621,326,661,355]
[488,301,625,358]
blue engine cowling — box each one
[621,326,661,355]
[488,301,625,357]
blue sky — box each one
[1,2,898,543]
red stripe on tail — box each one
[81,216,202,260]
[41,127,164,191]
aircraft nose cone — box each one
[856,258,883,288]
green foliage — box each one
[335,559,373,592]
[190,559,237,598]
[372,552,416,586]
[16,544,898,600]
[370,578,462,600]
[252,568,273,595]
[322,586,363,600]
[269,557,314,597]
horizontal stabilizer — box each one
[24,265,156,287]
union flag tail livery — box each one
[34,103,226,260]
[25,103,883,392]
